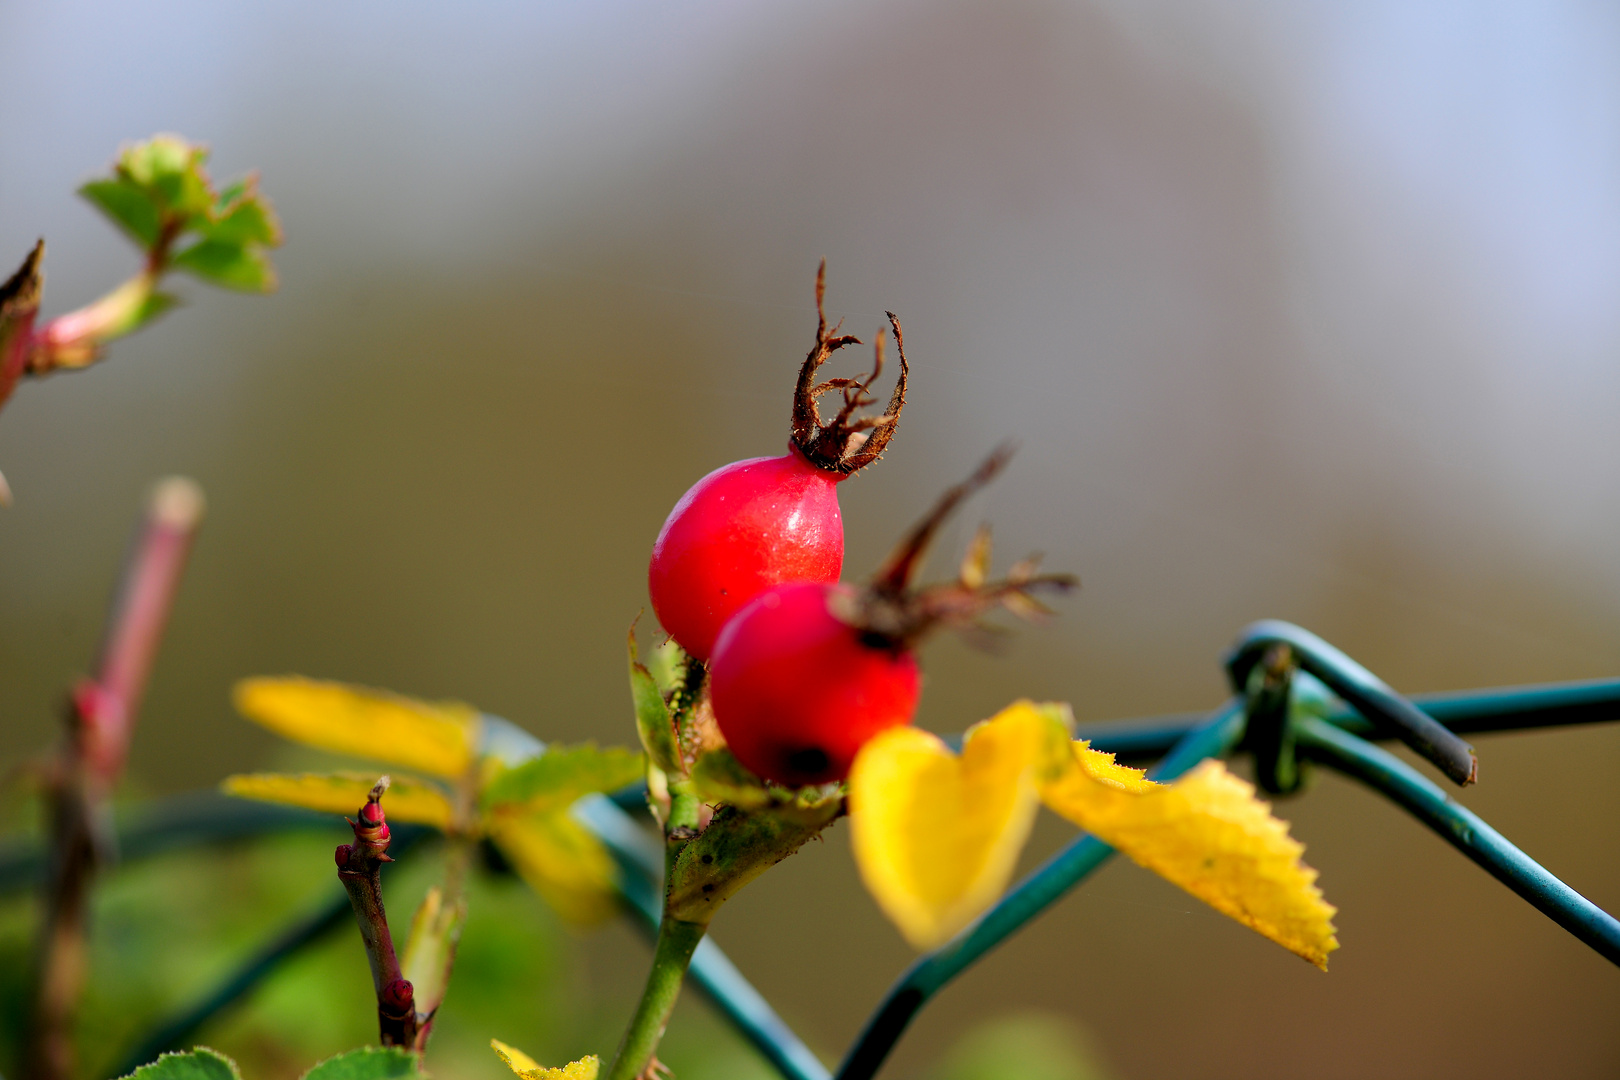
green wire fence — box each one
[4,620,1617,1080]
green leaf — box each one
[80,178,162,246]
[127,290,180,333]
[628,629,680,774]
[690,748,772,811]
[300,1047,424,1080]
[82,135,283,294]
[203,176,282,246]
[121,1047,242,1080]
[119,134,213,218]
[481,743,644,817]
[171,239,276,292]
[666,801,842,923]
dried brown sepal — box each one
[789,261,909,475]
[0,241,45,416]
[870,443,1015,597]
[834,446,1077,645]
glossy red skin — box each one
[710,581,921,786]
[649,447,844,661]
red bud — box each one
[381,977,415,1013]
[334,844,352,867]
[360,799,386,825]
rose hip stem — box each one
[25,478,204,1080]
[336,777,420,1048]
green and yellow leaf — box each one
[848,705,1069,949]
[481,743,644,818]
[488,811,620,926]
[220,771,454,830]
[490,1040,598,1080]
[1041,743,1338,969]
[401,885,466,1016]
[234,676,480,779]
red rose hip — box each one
[649,449,846,662]
[709,581,921,786]
[708,446,1078,787]
[648,263,908,660]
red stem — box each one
[80,479,205,786]
[337,780,419,1047]
[25,478,205,1080]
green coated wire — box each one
[833,700,1248,1080]
[1295,715,1620,965]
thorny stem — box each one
[336,777,418,1047]
[609,787,842,1080]
[24,479,204,1080]
[607,916,709,1080]
[609,778,710,1080]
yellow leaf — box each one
[489,811,620,926]
[490,1040,599,1080]
[234,676,481,779]
[848,704,1070,949]
[221,771,454,830]
[1042,751,1338,968]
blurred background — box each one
[3,1,1620,1077]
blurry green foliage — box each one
[936,1013,1116,1080]
[0,821,820,1080]
[80,134,282,294]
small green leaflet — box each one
[120,1049,242,1080]
[301,1047,424,1080]
[172,240,275,292]
[627,628,680,774]
[80,178,163,246]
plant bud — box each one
[381,977,415,1014]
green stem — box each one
[607,915,708,1080]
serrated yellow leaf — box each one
[1042,751,1338,968]
[234,676,480,778]
[221,771,454,830]
[489,811,619,926]
[848,704,1070,949]
[490,1040,599,1080]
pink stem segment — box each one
[26,478,205,1080]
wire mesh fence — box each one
[3,620,1615,1080]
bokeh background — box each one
[4,1,1620,1077]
